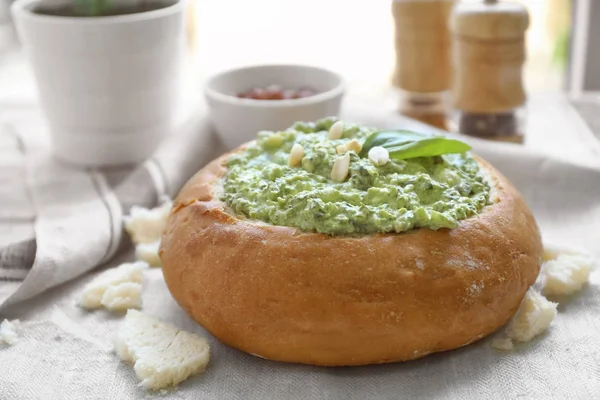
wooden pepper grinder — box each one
[391,0,456,130]
[449,0,530,143]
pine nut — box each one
[328,120,344,140]
[336,139,362,154]
[288,143,304,167]
[331,153,351,182]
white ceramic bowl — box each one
[204,64,345,149]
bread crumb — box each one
[115,310,210,390]
[135,240,162,267]
[101,282,143,311]
[506,288,557,342]
[78,261,148,311]
[491,337,514,351]
[124,197,172,244]
[540,252,594,296]
[0,319,20,345]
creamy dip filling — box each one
[222,118,491,235]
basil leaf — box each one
[359,130,431,157]
[387,137,472,160]
[360,130,471,160]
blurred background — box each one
[189,0,570,93]
[0,0,593,98]
[1,0,600,164]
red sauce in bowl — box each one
[237,85,316,100]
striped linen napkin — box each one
[0,103,222,310]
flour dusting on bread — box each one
[469,282,484,296]
[446,252,484,270]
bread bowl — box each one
[160,119,542,366]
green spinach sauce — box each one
[222,118,491,235]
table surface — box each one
[2,47,600,400]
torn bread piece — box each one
[78,261,148,311]
[115,310,210,390]
[539,247,595,296]
[135,240,161,267]
[491,245,595,352]
[101,282,144,310]
[0,319,20,345]
[124,196,172,245]
[506,287,557,343]
[492,288,557,351]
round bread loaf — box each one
[159,146,542,366]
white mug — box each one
[11,0,185,166]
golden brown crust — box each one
[160,146,542,366]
